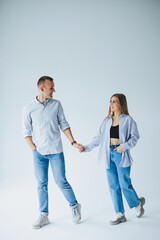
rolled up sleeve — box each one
[22,107,32,138]
[57,101,70,131]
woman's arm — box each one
[82,121,105,152]
[120,118,140,152]
[83,133,101,152]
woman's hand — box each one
[79,147,85,152]
[114,145,123,153]
[78,145,85,152]
[72,143,85,152]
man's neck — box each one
[36,95,48,105]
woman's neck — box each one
[113,111,122,119]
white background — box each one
[0,0,160,239]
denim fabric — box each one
[33,150,77,216]
[106,147,140,213]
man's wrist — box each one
[71,140,77,145]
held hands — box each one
[72,142,85,152]
[114,145,123,153]
[73,142,123,154]
[79,145,85,152]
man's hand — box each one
[73,142,84,151]
[73,143,85,153]
[25,136,37,151]
[32,147,37,151]
[114,145,123,153]
[72,142,85,152]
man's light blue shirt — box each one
[84,114,140,169]
[22,98,70,155]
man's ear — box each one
[40,85,44,92]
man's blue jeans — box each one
[33,150,77,216]
[106,148,140,213]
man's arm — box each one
[63,128,83,150]
[25,136,36,151]
[57,101,83,150]
[23,107,36,151]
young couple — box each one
[23,76,145,229]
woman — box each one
[80,93,145,225]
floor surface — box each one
[0,183,159,240]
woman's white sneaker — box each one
[110,212,127,225]
[135,197,145,218]
[71,203,81,224]
[32,215,50,229]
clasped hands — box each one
[72,142,85,152]
[73,142,123,153]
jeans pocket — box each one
[114,151,122,164]
[115,150,122,155]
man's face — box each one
[40,79,55,99]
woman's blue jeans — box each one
[106,148,140,213]
[33,150,77,216]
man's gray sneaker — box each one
[71,203,81,224]
[135,197,145,218]
[110,212,127,225]
[32,215,50,229]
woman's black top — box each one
[110,125,119,139]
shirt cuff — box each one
[120,143,128,152]
[61,125,70,132]
[83,145,91,152]
[23,132,32,138]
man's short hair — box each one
[37,76,53,87]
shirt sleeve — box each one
[120,118,140,152]
[57,101,70,131]
[22,106,32,138]
[83,122,104,152]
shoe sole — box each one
[110,216,127,225]
[32,220,50,229]
[137,197,145,218]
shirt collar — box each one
[109,113,125,118]
[35,96,50,105]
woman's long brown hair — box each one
[103,93,129,123]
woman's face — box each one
[110,96,121,113]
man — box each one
[23,76,82,229]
